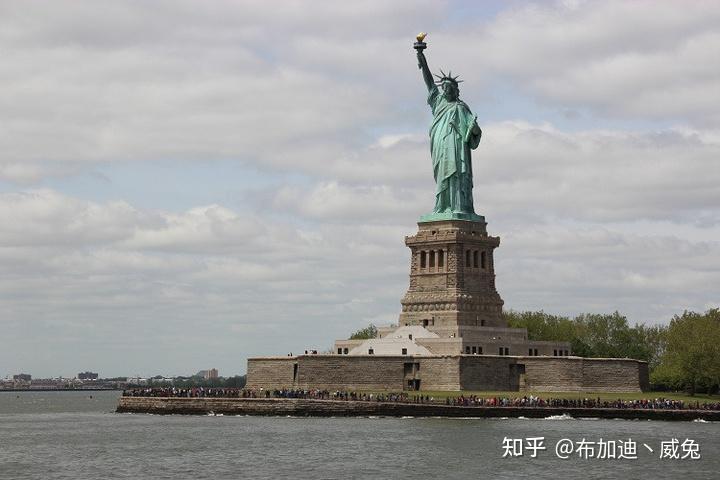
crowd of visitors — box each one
[442,394,719,410]
[123,387,244,398]
[122,388,718,410]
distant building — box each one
[195,369,218,379]
[198,368,219,380]
[127,377,149,386]
[78,371,99,380]
[13,373,31,382]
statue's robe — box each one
[428,86,481,215]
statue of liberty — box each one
[414,33,484,222]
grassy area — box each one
[405,390,717,404]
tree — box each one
[224,375,247,388]
[659,309,720,394]
[504,310,575,342]
[349,324,378,340]
[504,310,667,364]
[636,324,667,372]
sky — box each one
[1,0,718,378]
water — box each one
[0,391,718,479]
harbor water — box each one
[0,391,717,479]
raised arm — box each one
[417,50,435,93]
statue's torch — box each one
[414,32,427,71]
[414,32,427,52]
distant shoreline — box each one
[116,397,720,421]
[1,388,122,392]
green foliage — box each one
[349,324,378,340]
[503,310,660,360]
[505,308,720,394]
[138,375,247,389]
[503,310,576,342]
[649,361,683,391]
[635,323,668,372]
[657,309,720,394]
[223,375,247,388]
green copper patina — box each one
[414,34,484,223]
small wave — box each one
[425,416,482,420]
[693,418,708,423]
[543,413,574,421]
[401,416,415,419]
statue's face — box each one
[442,81,459,101]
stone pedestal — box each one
[399,219,505,333]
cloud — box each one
[2,0,718,186]
[445,0,720,125]
[498,223,720,323]
[0,190,149,246]
[271,181,425,221]
[0,0,437,182]
[258,121,720,227]
[1,183,718,376]
[477,122,720,225]
[0,189,413,375]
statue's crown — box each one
[434,69,462,86]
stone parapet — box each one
[246,354,649,393]
[116,397,720,421]
[521,357,650,392]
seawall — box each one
[116,397,720,421]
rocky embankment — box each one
[116,397,720,421]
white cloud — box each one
[477,122,720,225]
[0,189,412,375]
[451,1,720,124]
[498,223,720,323]
[1,182,718,376]
[0,0,437,182]
[272,181,425,221]
[0,190,149,246]
[2,0,718,185]
[259,121,720,227]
